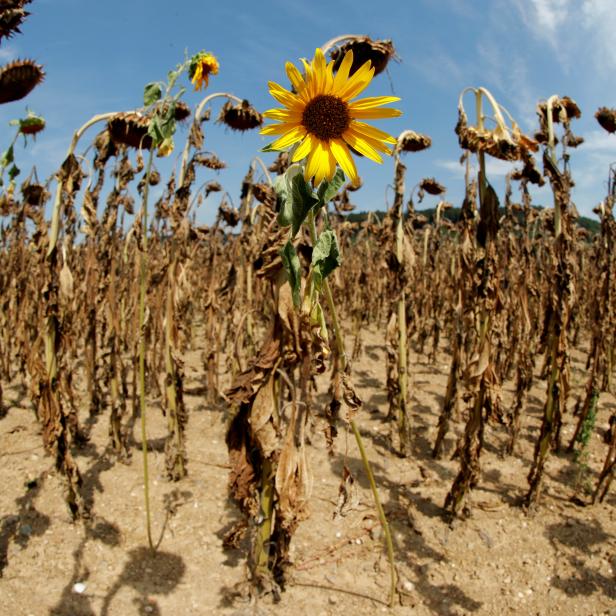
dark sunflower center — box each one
[302,94,350,140]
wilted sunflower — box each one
[261,48,401,186]
[189,52,219,91]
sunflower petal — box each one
[260,122,299,136]
[330,138,358,185]
[343,128,383,163]
[263,108,303,121]
[351,121,397,144]
[337,61,375,101]
[268,81,302,109]
[332,50,354,94]
[292,133,315,162]
[270,125,307,150]
[285,62,306,94]
[349,96,401,110]
[350,107,403,120]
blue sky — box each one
[1,0,614,224]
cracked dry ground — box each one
[1,325,615,616]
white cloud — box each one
[0,45,18,63]
[437,157,514,179]
[582,0,616,70]
[409,45,465,90]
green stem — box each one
[139,146,155,550]
[307,210,397,607]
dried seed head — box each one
[419,177,446,195]
[330,36,396,76]
[172,100,191,122]
[17,112,45,136]
[538,96,581,125]
[107,112,153,150]
[456,107,537,162]
[148,169,161,186]
[193,153,226,170]
[511,156,544,186]
[397,130,432,153]
[217,99,262,131]
[565,134,584,148]
[21,179,48,205]
[205,180,222,197]
[107,103,190,150]
[252,182,276,209]
[0,0,31,41]
[595,107,616,133]
[0,59,44,104]
[218,202,240,227]
[268,151,290,174]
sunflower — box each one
[261,48,401,186]
[189,52,219,91]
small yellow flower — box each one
[261,48,401,186]
[190,52,219,91]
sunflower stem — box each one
[307,210,397,607]
[139,145,155,551]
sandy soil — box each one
[1,326,615,616]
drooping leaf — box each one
[317,167,345,206]
[276,165,319,236]
[143,82,162,106]
[280,240,301,307]
[8,163,20,181]
[311,229,341,291]
[1,145,14,168]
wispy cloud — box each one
[0,45,18,62]
[436,157,514,178]
[515,0,572,46]
[408,45,465,90]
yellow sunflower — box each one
[261,48,401,186]
[190,52,219,91]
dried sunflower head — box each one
[217,99,262,131]
[456,87,538,162]
[267,151,290,174]
[0,59,44,104]
[0,0,31,42]
[107,112,153,150]
[21,178,48,206]
[193,153,226,170]
[595,107,616,134]
[329,36,396,76]
[218,201,240,227]
[107,104,188,150]
[537,96,581,125]
[397,130,432,153]
[13,110,45,136]
[511,156,544,186]
[419,177,446,196]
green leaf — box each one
[317,168,346,206]
[1,145,14,167]
[159,103,177,139]
[147,116,164,145]
[143,82,162,106]
[8,164,20,180]
[275,166,319,237]
[311,229,341,291]
[280,240,302,308]
[260,142,277,153]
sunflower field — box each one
[1,3,615,615]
